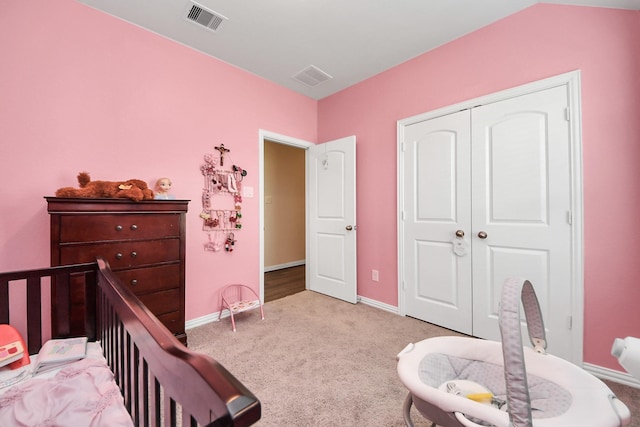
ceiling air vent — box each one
[185,2,227,32]
[292,65,333,88]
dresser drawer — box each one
[137,289,181,316]
[116,264,181,295]
[156,311,183,335]
[60,239,180,268]
[59,214,181,242]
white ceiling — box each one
[76,0,640,100]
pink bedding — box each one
[0,357,132,426]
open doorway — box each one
[259,130,313,303]
[263,140,306,302]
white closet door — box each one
[471,85,573,357]
[402,110,473,334]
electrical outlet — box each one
[372,269,379,282]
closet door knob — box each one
[455,230,465,238]
[478,231,488,239]
[346,225,353,231]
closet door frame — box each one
[396,70,584,364]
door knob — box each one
[346,225,353,231]
[478,231,488,239]
[455,230,465,238]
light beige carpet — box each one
[187,290,640,427]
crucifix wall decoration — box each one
[214,144,230,166]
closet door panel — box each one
[489,114,548,223]
[471,86,572,358]
[480,246,550,315]
[403,110,472,334]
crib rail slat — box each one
[151,375,161,427]
[84,269,97,340]
[26,276,42,354]
[131,345,141,426]
[0,278,9,324]
[53,272,71,337]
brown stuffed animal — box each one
[55,172,154,202]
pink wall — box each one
[0,0,316,325]
[318,4,640,369]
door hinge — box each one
[564,107,571,122]
[567,315,573,330]
[566,210,572,225]
[401,141,406,152]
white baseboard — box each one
[186,312,220,330]
[584,362,640,388]
[185,301,261,330]
[186,294,392,329]
[357,295,399,314]
[264,260,305,272]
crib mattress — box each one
[0,342,132,426]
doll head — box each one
[156,177,172,193]
[154,177,175,199]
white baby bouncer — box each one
[397,278,631,427]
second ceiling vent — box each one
[292,65,333,88]
[185,1,227,32]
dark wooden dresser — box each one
[46,197,189,345]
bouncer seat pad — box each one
[419,352,571,419]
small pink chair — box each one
[218,284,265,332]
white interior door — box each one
[471,86,573,358]
[308,136,357,303]
[399,79,579,362]
[402,110,473,334]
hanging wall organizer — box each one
[200,145,247,253]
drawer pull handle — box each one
[130,224,138,231]
[130,251,137,258]
[131,279,138,286]
[115,253,123,260]
[115,225,123,231]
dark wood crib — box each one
[0,257,260,427]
